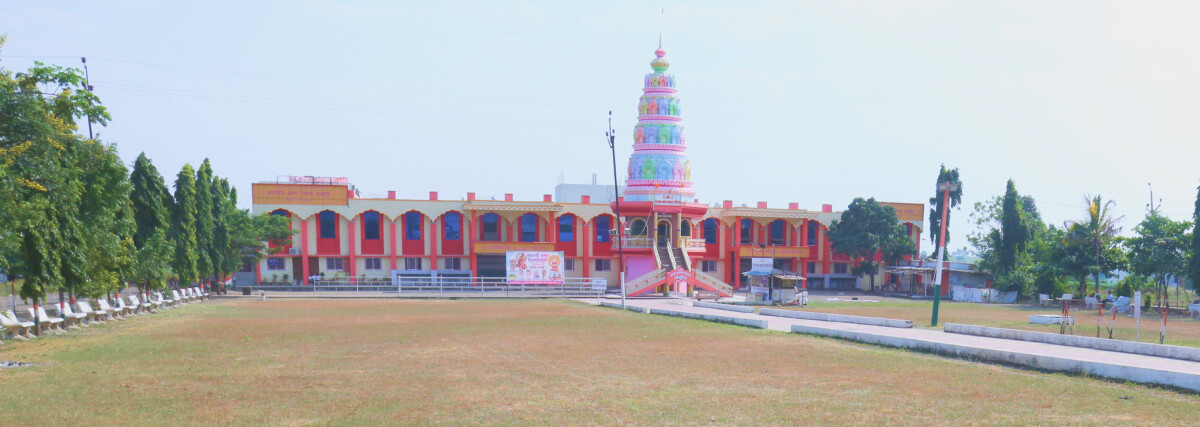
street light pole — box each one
[931,181,958,326]
[607,111,627,309]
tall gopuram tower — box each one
[615,44,732,297]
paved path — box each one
[587,298,1200,393]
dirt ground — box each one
[1,298,1197,425]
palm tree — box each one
[1065,195,1122,294]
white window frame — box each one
[404,258,423,271]
[326,258,344,271]
[364,258,382,271]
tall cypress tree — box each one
[210,175,234,290]
[998,179,1028,274]
[1190,182,1200,298]
[129,152,171,250]
[128,152,173,291]
[193,159,216,284]
[170,164,200,286]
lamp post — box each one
[606,111,627,309]
[931,181,958,326]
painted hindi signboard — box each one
[751,258,773,273]
[506,251,565,284]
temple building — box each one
[248,45,928,295]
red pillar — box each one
[348,218,358,280]
[429,219,439,271]
[300,219,310,285]
[822,225,832,275]
[581,222,591,277]
[733,216,742,289]
[389,220,398,272]
[469,213,479,277]
[548,213,556,243]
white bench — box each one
[129,295,153,314]
[1084,296,1099,310]
[155,291,176,309]
[97,298,125,320]
[1,310,35,340]
[115,296,137,316]
[1039,294,1051,306]
[1189,303,1200,318]
[29,306,66,335]
[76,301,107,324]
[56,301,89,329]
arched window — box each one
[629,219,647,237]
[740,219,753,244]
[703,218,718,244]
[520,213,538,242]
[363,211,381,240]
[405,211,422,240]
[271,209,290,218]
[558,215,575,242]
[319,211,338,239]
[770,220,786,246]
[481,213,499,241]
[680,221,692,236]
[443,212,461,241]
[595,216,611,242]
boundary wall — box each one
[761,308,912,328]
[791,324,1200,392]
[945,323,1200,363]
[648,307,767,329]
[693,301,756,313]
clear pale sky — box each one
[3,1,1198,254]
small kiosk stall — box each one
[742,264,807,305]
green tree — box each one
[998,179,1028,274]
[1125,211,1190,308]
[193,159,216,286]
[129,152,171,249]
[170,164,200,286]
[128,152,174,291]
[928,164,963,250]
[1065,195,1124,295]
[829,197,916,292]
[1191,183,1200,299]
[1,36,109,313]
[74,140,135,299]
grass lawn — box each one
[793,297,1200,348]
[1,298,1198,425]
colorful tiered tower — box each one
[615,44,731,297]
[624,44,692,203]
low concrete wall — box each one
[945,323,1200,363]
[694,301,756,313]
[792,324,1200,393]
[598,301,649,313]
[760,308,912,328]
[648,308,768,329]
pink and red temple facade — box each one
[249,45,927,294]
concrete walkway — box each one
[588,298,1200,393]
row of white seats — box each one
[0,287,209,341]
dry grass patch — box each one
[0,298,1197,425]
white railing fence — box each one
[253,276,609,298]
